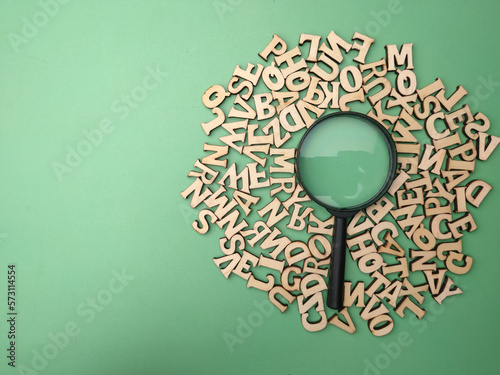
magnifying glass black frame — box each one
[295,111,397,310]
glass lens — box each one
[297,114,392,210]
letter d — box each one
[363,358,380,375]
[65,146,82,168]
[371,8,391,27]
[82,128,103,147]
[21,17,38,39]
[39,0,60,17]
[31,349,48,371]
[48,331,70,350]
[235,317,254,339]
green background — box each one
[1,0,499,374]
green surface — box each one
[0,1,499,374]
[298,115,391,209]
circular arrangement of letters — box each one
[181,31,499,335]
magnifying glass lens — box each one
[298,115,391,210]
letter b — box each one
[382,341,401,359]
[370,8,392,27]
[39,0,60,17]
[48,330,69,350]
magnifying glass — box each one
[295,111,397,310]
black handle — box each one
[326,215,348,310]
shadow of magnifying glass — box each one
[296,111,397,310]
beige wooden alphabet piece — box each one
[427,178,455,203]
[216,209,248,239]
[328,307,357,334]
[477,132,500,161]
[259,34,288,61]
[202,84,230,109]
[382,257,409,279]
[242,145,270,167]
[284,241,311,265]
[281,266,302,292]
[285,70,311,92]
[453,186,467,213]
[248,162,270,190]
[268,286,296,313]
[299,33,321,62]
[365,271,391,297]
[376,280,403,307]
[269,148,295,174]
[219,235,245,255]
[346,231,377,261]
[218,163,250,193]
[405,170,433,191]
[377,231,405,257]
[258,254,285,273]
[338,88,365,111]
[371,220,399,247]
[204,186,238,220]
[413,96,442,121]
[257,197,289,227]
[287,203,314,231]
[445,251,473,275]
[366,196,394,224]
[297,292,328,332]
[433,277,463,304]
[390,205,424,239]
[394,296,426,319]
[424,197,452,217]
[423,269,447,295]
[385,43,414,71]
[274,46,308,78]
[360,295,389,321]
[309,53,340,81]
[262,117,291,148]
[307,234,331,260]
[240,221,272,247]
[429,213,453,240]
[387,170,411,196]
[463,112,490,140]
[304,76,326,105]
[227,76,253,101]
[399,278,428,305]
[363,77,392,106]
[247,123,274,145]
[247,274,275,291]
[447,213,477,239]
[418,144,446,174]
[181,178,213,208]
[228,95,257,120]
[412,224,437,251]
[397,187,424,208]
[220,120,248,154]
[391,109,422,142]
[359,58,387,84]
[358,252,386,274]
[202,143,229,168]
[192,209,218,235]
[435,85,468,112]
[466,180,492,207]
[300,273,327,298]
[347,211,375,236]
[303,257,329,277]
[416,78,444,101]
[409,249,437,272]
[307,212,334,236]
[262,63,285,91]
[396,69,418,96]
[432,131,461,151]
[368,314,394,337]
[344,281,366,307]
[232,251,259,280]
[367,100,399,130]
[201,107,225,135]
[213,252,242,279]
[351,32,374,64]
[339,65,363,93]
[233,63,264,86]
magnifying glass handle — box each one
[326,215,347,310]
